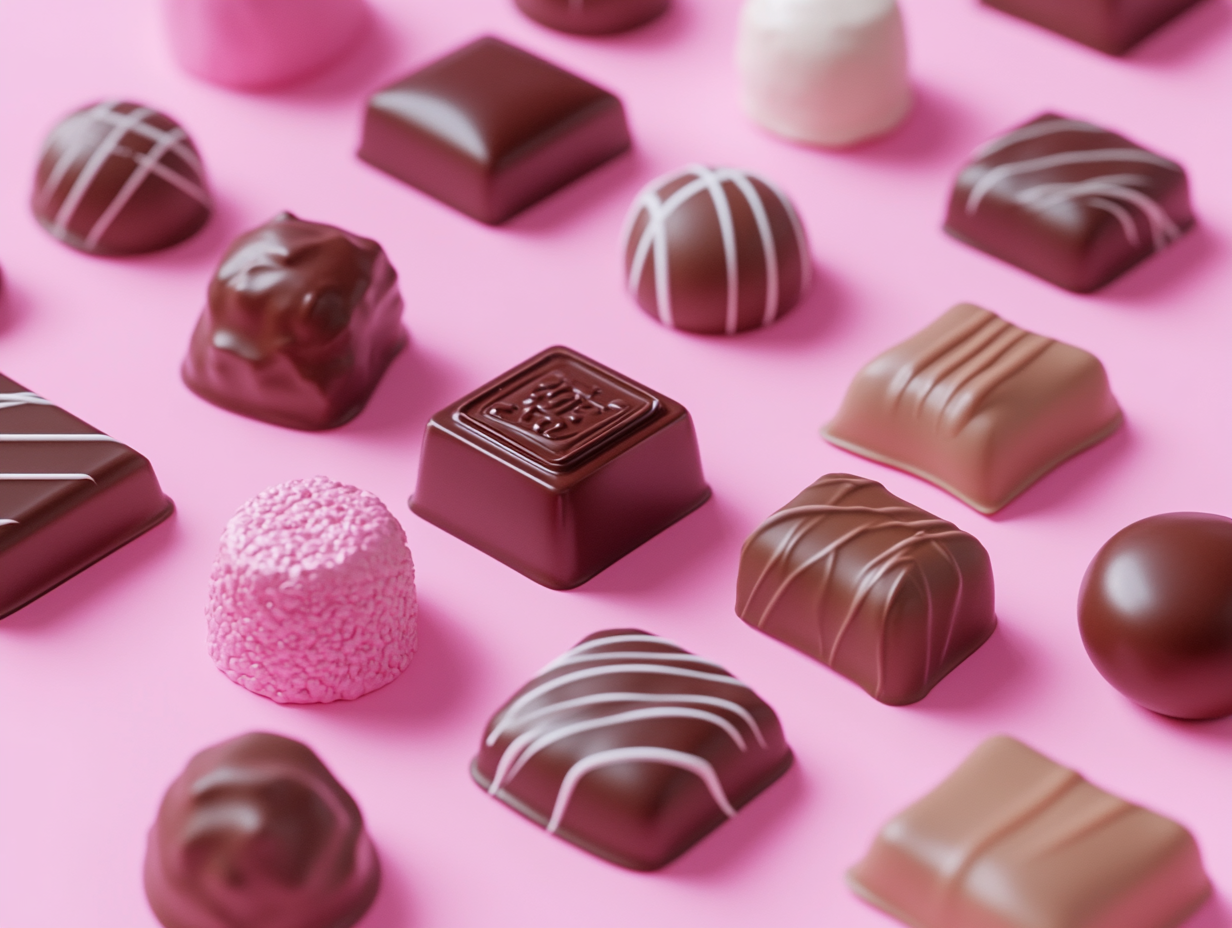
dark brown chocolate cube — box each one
[410,347,709,589]
[358,36,631,224]
[982,0,1206,55]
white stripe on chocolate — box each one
[1014,175,1182,250]
[0,474,96,482]
[0,520,17,526]
[0,393,52,410]
[0,434,116,442]
[970,118,1105,160]
[51,104,155,237]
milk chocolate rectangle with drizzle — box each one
[945,114,1193,292]
[472,629,793,870]
[0,374,173,618]
[410,346,709,589]
[981,0,1205,55]
[822,303,1123,514]
[736,474,995,705]
[848,736,1211,928]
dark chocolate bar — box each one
[982,0,1206,55]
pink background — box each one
[1,0,1231,925]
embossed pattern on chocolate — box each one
[33,100,211,256]
[822,303,1123,514]
[981,0,1205,54]
[515,0,670,34]
[945,114,1193,292]
[473,629,793,870]
[849,736,1211,928]
[736,474,995,705]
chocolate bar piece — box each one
[982,0,1205,55]
[0,374,173,618]
[822,303,1123,514]
[736,474,995,705]
[472,629,793,870]
[515,0,670,34]
[849,735,1211,928]
[358,36,631,224]
[410,346,709,589]
[945,114,1193,292]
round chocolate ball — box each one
[1079,512,1232,720]
[515,0,669,34]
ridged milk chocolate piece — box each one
[981,0,1205,55]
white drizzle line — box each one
[36,101,121,213]
[726,171,779,328]
[0,520,16,526]
[90,104,205,177]
[0,474,96,482]
[971,118,1105,160]
[693,166,741,335]
[51,104,155,238]
[0,434,115,442]
[1013,175,1182,250]
[0,392,52,410]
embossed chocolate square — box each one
[849,736,1211,928]
[410,347,709,589]
[822,303,1123,514]
[945,114,1193,292]
[0,374,174,618]
[736,474,996,705]
[359,36,631,224]
[982,0,1205,55]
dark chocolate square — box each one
[982,0,1206,55]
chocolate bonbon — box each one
[144,732,380,928]
[32,100,211,256]
[945,114,1194,292]
[515,0,669,33]
[849,735,1211,928]
[472,629,793,870]
[822,303,1122,514]
[181,212,406,431]
[0,374,174,619]
[411,346,709,589]
[982,0,1205,54]
[359,36,631,224]
[621,164,811,335]
[1080,512,1232,720]
[736,474,995,705]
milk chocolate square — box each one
[410,347,709,589]
[735,474,996,705]
[945,114,1193,292]
[0,375,173,618]
[849,736,1211,928]
[982,0,1205,54]
[472,629,793,870]
[822,303,1122,514]
[358,36,631,224]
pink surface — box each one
[0,1,1229,926]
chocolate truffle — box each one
[207,476,417,704]
[1079,512,1232,720]
[737,0,911,147]
[410,346,710,589]
[945,114,1194,293]
[736,474,996,705]
[359,36,631,224]
[982,0,1205,55]
[0,373,174,619]
[849,735,1211,928]
[145,732,380,928]
[621,164,811,335]
[181,212,406,431]
[822,303,1123,514]
[473,629,793,870]
[515,0,669,34]
[32,100,211,256]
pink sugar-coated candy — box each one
[207,476,417,704]
[162,0,370,90]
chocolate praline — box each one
[1079,512,1232,720]
[515,0,669,33]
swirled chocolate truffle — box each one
[32,100,211,256]
[515,0,669,33]
[182,212,406,430]
[144,732,380,928]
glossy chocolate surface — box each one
[33,100,211,256]
[182,212,406,430]
[823,303,1123,514]
[622,165,811,335]
[849,736,1211,928]
[411,346,709,589]
[144,732,380,928]
[982,0,1205,54]
[736,474,996,705]
[1080,512,1232,720]
[515,0,669,34]
[945,114,1193,292]
[472,629,793,870]
[0,373,173,619]
[359,36,631,224]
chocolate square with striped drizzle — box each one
[822,303,1123,514]
[848,736,1211,928]
[736,475,995,705]
[0,374,173,618]
[944,114,1193,292]
[472,629,793,870]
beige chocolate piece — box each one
[849,736,1211,928]
[822,303,1122,513]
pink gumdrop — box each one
[162,0,370,90]
[207,476,417,704]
